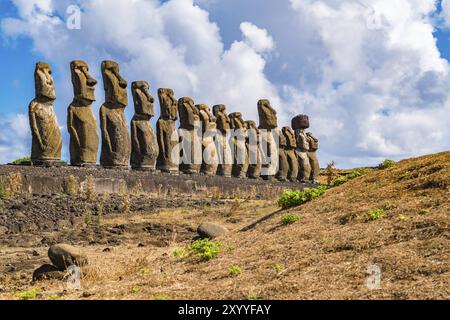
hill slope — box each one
[150,151,449,299]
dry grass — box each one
[1,152,448,300]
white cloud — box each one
[0,114,30,163]
[1,0,449,168]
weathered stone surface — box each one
[33,264,65,281]
[48,244,88,271]
[307,132,320,183]
[130,81,159,171]
[156,88,179,173]
[229,112,249,178]
[99,60,131,169]
[197,104,219,176]
[294,126,311,182]
[246,121,262,179]
[29,62,62,165]
[257,99,278,130]
[258,100,279,179]
[68,60,99,167]
[178,97,201,174]
[197,222,229,239]
[276,130,289,182]
[283,127,299,182]
[213,105,232,178]
[292,114,310,130]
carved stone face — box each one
[101,60,128,107]
[71,60,97,104]
[35,62,56,101]
[257,99,278,130]
[229,112,246,130]
[158,88,178,120]
[178,97,199,129]
[213,104,231,132]
[132,81,155,117]
[196,104,216,123]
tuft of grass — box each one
[274,263,285,273]
[331,169,370,188]
[11,157,31,165]
[84,175,96,202]
[130,286,141,294]
[397,214,408,221]
[228,265,242,276]
[65,175,79,196]
[188,239,223,262]
[420,208,430,215]
[366,209,386,221]
[277,186,327,209]
[15,288,41,300]
[378,159,396,170]
[84,209,93,226]
[281,214,300,225]
[154,295,170,300]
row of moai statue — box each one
[29,60,320,183]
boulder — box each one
[197,222,229,239]
[33,264,66,281]
[48,244,88,271]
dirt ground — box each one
[0,152,449,300]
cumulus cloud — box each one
[0,114,30,163]
[1,0,449,167]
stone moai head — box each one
[101,60,128,107]
[257,99,278,130]
[229,112,246,130]
[178,97,199,129]
[282,126,297,149]
[158,88,178,120]
[196,104,216,132]
[71,60,97,105]
[132,81,155,117]
[213,104,231,132]
[292,114,310,130]
[34,62,56,102]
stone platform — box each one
[0,165,312,197]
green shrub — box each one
[228,265,242,276]
[274,263,285,273]
[11,157,31,165]
[154,295,170,300]
[281,214,300,225]
[366,209,385,221]
[188,239,223,261]
[277,186,327,209]
[15,288,41,300]
[331,169,370,188]
[378,159,396,169]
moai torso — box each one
[99,60,131,168]
[213,105,232,177]
[67,60,99,166]
[276,129,289,181]
[292,115,312,182]
[130,81,159,171]
[178,97,201,174]
[230,112,249,178]
[197,104,218,175]
[307,132,320,183]
[29,62,62,164]
[156,88,179,173]
[282,127,299,182]
[246,121,262,179]
[257,99,279,179]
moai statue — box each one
[213,105,233,178]
[229,112,249,178]
[67,60,99,167]
[246,120,262,179]
[156,88,179,174]
[292,114,311,182]
[29,62,63,166]
[276,129,289,182]
[130,81,159,171]
[178,97,201,174]
[197,104,219,176]
[99,60,131,169]
[257,99,279,180]
[307,132,320,184]
[282,127,299,182]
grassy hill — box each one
[1,151,448,300]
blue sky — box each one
[0,0,449,168]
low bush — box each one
[277,186,327,209]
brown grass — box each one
[1,152,449,300]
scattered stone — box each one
[0,226,8,235]
[48,244,88,271]
[32,250,40,257]
[197,222,229,239]
[102,247,111,252]
[33,264,66,281]
[137,243,145,248]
